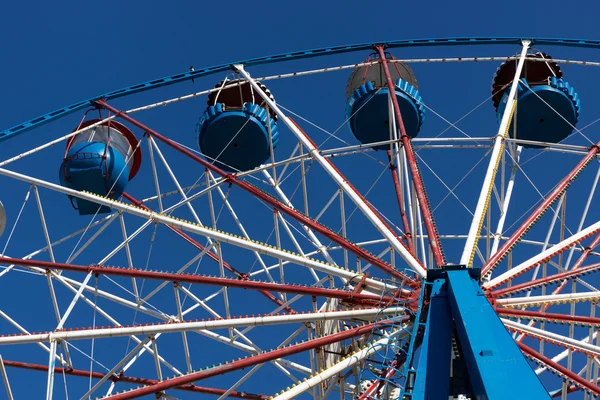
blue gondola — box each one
[492,53,580,147]
[345,54,425,150]
[59,120,142,215]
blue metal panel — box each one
[412,278,452,400]
[3,37,600,143]
[445,269,550,400]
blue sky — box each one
[2,0,600,130]
[2,1,600,399]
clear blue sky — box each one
[2,0,599,130]
[2,1,600,398]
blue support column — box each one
[445,269,550,399]
[412,278,452,399]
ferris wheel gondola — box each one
[1,37,600,399]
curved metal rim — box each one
[2,36,600,143]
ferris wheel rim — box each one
[3,36,600,144]
[2,38,600,399]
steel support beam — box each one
[0,168,393,293]
[496,308,600,327]
[272,329,406,400]
[123,193,296,314]
[412,279,452,399]
[0,355,13,400]
[0,256,392,305]
[446,269,550,399]
[492,262,600,297]
[486,219,600,289]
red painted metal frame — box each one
[387,150,414,255]
[518,342,600,396]
[487,224,600,290]
[510,233,600,343]
[551,380,600,398]
[375,46,445,268]
[482,142,600,277]
[122,192,296,314]
[0,256,395,305]
[95,100,420,288]
[102,319,407,399]
[2,359,266,399]
[571,233,600,269]
[491,262,600,297]
[496,308,600,326]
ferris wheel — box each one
[1,37,600,399]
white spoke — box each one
[236,65,425,277]
[0,355,14,400]
[0,308,404,344]
[461,40,530,266]
[80,336,152,400]
[0,167,389,290]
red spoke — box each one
[552,232,600,296]
[376,46,445,267]
[551,380,600,398]
[497,308,600,327]
[102,319,407,400]
[491,262,600,297]
[387,150,415,255]
[95,99,420,287]
[358,360,399,400]
[2,359,266,399]
[123,192,296,314]
[518,342,600,396]
[509,232,600,340]
[482,142,600,277]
